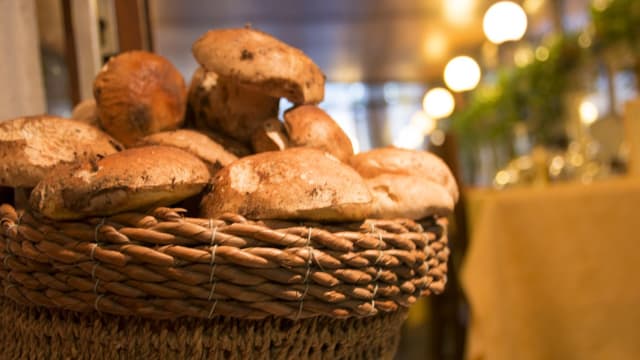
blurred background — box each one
[2,0,640,359]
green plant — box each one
[591,0,640,82]
[591,0,640,52]
[451,35,587,151]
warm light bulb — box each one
[444,56,482,92]
[483,1,528,44]
[579,100,599,126]
[422,87,455,119]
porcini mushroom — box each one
[251,118,289,153]
[71,98,100,128]
[188,66,279,143]
[283,105,354,162]
[0,115,122,209]
[134,129,238,176]
[94,51,187,146]
[190,27,325,144]
[193,27,325,104]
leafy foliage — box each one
[591,0,640,52]
[451,35,586,150]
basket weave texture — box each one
[0,204,448,320]
[0,297,407,359]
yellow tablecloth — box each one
[462,178,640,360]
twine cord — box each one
[370,224,384,314]
[91,263,100,294]
[90,218,106,261]
[94,294,104,313]
[3,254,13,268]
[3,213,21,260]
[207,219,219,318]
[3,283,16,297]
[296,228,314,320]
[91,218,106,306]
[207,299,219,319]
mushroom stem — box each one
[188,68,279,144]
[251,118,289,153]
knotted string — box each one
[91,218,106,312]
[295,228,314,320]
[370,223,385,314]
[207,219,219,319]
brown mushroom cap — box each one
[192,28,325,104]
[134,129,237,176]
[30,146,210,220]
[203,129,252,157]
[283,105,354,162]
[94,51,187,146]
[349,147,459,219]
[200,148,372,221]
[365,174,455,219]
[187,67,279,143]
[71,99,100,128]
[349,147,459,203]
[0,115,122,188]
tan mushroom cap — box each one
[200,147,372,221]
[94,50,187,146]
[349,147,459,203]
[284,105,353,162]
[71,99,100,128]
[365,174,455,219]
[192,28,325,104]
[203,129,252,157]
[30,146,210,220]
[134,129,238,176]
[0,115,122,188]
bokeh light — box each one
[410,111,437,135]
[444,56,482,92]
[483,1,528,44]
[422,87,455,119]
[579,100,599,126]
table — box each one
[462,177,640,360]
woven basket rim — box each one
[0,203,449,320]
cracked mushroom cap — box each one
[200,147,372,221]
[94,51,187,146]
[349,147,459,203]
[192,28,325,104]
[134,129,238,176]
[284,105,353,162]
[363,174,455,219]
[0,115,122,188]
[348,147,459,219]
[30,146,210,220]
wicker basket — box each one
[0,203,449,359]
